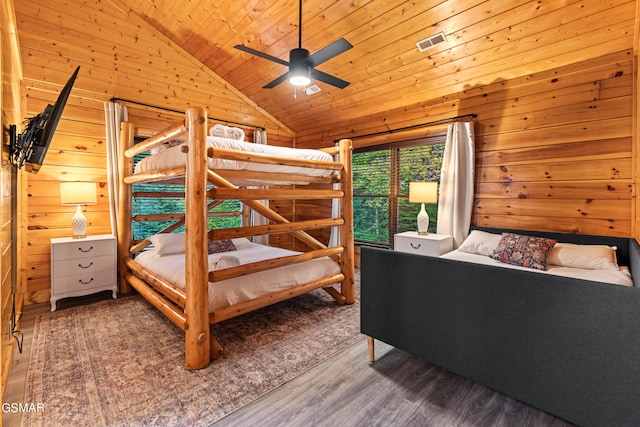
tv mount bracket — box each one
[9,104,53,169]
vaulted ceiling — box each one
[118,0,636,133]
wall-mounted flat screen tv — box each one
[9,66,80,173]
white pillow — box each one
[546,242,619,270]
[457,230,502,256]
[148,232,185,256]
[149,143,167,155]
[230,237,251,249]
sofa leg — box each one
[367,336,375,363]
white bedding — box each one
[134,239,341,312]
[134,136,334,185]
[441,249,633,287]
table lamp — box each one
[60,182,97,239]
[409,181,438,235]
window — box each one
[352,136,445,246]
[131,150,241,241]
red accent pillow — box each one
[208,239,236,254]
[489,233,557,270]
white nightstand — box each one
[394,231,454,257]
[50,234,117,311]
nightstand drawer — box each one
[52,269,116,294]
[52,254,115,278]
[394,232,453,257]
[52,238,115,261]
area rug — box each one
[22,279,362,427]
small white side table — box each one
[50,234,117,311]
[393,231,453,257]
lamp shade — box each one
[409,181,438,204]
[60,182,97,205]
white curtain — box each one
[436,121,475,248]
[328,150,341,248]
[252,129,269,244]
[104,102,128,236]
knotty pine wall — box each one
[14,0,294,306]
[634,1,640,243]
[297,50,635,240]
[1,0,21,399]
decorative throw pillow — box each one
[489,233,557,270]
[208,239,237,254]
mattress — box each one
[134,136,334,185]
[440,249,633,286]
[134,238,341,312]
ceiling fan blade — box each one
[307,38,353,67]
[310,68,350,89]
[263,72,290,89]
[234,44,290,67]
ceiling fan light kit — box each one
[234,0,352,90]
[289,52,311,86]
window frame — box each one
[352,133,447,247]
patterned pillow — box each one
[489,233,557,270]
[208,239,237,254]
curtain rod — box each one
[333,113,477,142]
[109,97,266,131]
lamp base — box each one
[71,204,87,239]
[416,202,430,235]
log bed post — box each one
[338,139,356,304]
[117,121,135,294]
[184,106,211,370]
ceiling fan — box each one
[234,0,353,89]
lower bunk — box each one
[124,235,347,360]
[361,227,640,427]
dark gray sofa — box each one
[360,227,640,427]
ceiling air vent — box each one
[416,32,446,52]
[303,85,321,95]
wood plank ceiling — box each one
[116,0,636,134]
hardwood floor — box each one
[214,340,575,427]
[3,293,575,427]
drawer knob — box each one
[79,277,94,285]
[78,246,94,253]
[410,243,421,249]
[78,262,93,269]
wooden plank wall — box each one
[14,0,294,305]
[634,0,640,241]
[297,50,634,238]
[1,0,21,400]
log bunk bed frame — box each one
[116,107,355,370]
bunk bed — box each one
[117,107,355,370]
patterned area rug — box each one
[23,280,362,426]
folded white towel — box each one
[226,127,245,141]
[211,256,241,270]
[209,124,227,137]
